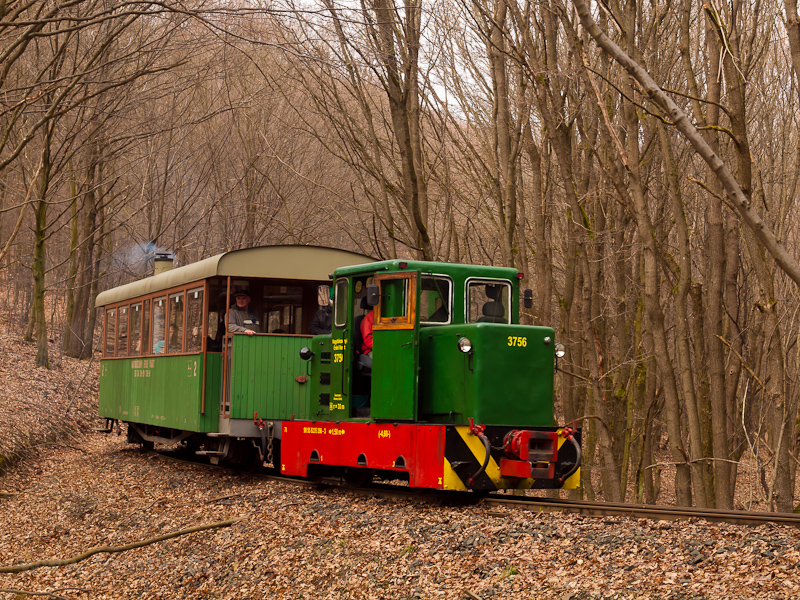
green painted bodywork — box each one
[306,336,333,419]
[314,260,558,427]
[98,354,219,431]
[228,334,311,420]
[99,257,558,437]
[416,324,556,427]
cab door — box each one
[370,271,421,420]
[328,277,351,420]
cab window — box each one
[333,279,348,328]
[374,272,416,329]
[467,279,511,324]
[420,276,451,324]
[380,277,408,319]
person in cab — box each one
[227,289,260,336]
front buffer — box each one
[280,421,581,491]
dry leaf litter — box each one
[0,334,799,600]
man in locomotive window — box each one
[227,288,260,336]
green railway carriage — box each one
[97,245,376,453]
[97,246,581,491]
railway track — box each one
[153,448,800,528]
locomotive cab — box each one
[319,268,423,422]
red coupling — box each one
[503,430,524,459]
[467,417,485,437]
[253,412,264,430]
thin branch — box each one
[0,588,82,600]
[572,0,800,288]
[0,518,242,574]
[716,334,765,390]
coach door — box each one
[370,271,421,421]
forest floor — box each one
[1,333,799,599]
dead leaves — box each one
[1,334,800,599]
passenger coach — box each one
[97,245,581,492]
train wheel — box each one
[340,467,374,488]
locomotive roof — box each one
[333,259,520,279]
[95,245,376,307]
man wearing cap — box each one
[227,289,260,336]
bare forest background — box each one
[1,0,800,512]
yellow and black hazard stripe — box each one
[442,425,581,491]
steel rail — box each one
[152,449,800,528]
[479,496,800,528]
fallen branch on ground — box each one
[0,587,87,599]
[0,518,243,574]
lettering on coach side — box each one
[378,429,391,439]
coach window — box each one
[420,276,451,324]
[141,299,151,355]
[105,308,116,357]
[186,288,204,353]
[168,291,185,354]
[334,279,348,328]
[152,296,166,354]
[264,285,302,333]
[467,279,511,324]
[129,303,142,356]
[117,306,129,357]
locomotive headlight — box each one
[555,343,566,358]
[458,337,472,353]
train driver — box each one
[360,304,374,359]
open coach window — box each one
[467,279,511,324]
[168,291,185,354]
[186,287,204,352]
[420,276,452,324]
[117,306,129,357]
[129,303,142,356]
[152,297,166,354]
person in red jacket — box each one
[360,306,374,358]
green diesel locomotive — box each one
[97,245,581,492]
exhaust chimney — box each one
[153,253,174,276]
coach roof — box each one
[95,245,375,307]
